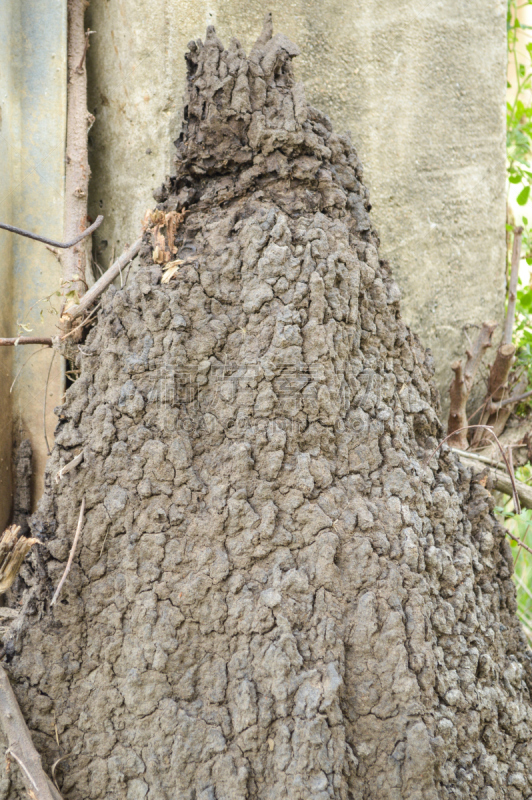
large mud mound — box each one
[2,16,531,800]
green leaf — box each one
[517,185,531,205]
[509,174,523,183]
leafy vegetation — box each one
[498,1,532,641]
[496,464,532,642]
[508,2,532,369]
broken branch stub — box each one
[470,342,517,447]
[488,342,516,401]
[447,320,497,448]
[0,526,39,595]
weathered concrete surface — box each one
[0,0,66,528]
[87,0,507,405]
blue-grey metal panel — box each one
[0,0,67,526]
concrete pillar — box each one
[86,0,507,407]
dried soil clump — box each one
[2,17,532,800]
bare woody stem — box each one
[61,0,92,308]
[503,225,523,345]
[495,386,532,409]
[0,238,142,346]
[63,238,142,322]
[0,337,55,347]
[0,666,63,800]
[447,321,497,449]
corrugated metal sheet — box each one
[0,0,66,528]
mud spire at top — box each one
[157,15,372,232]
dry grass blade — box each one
[43,351,56,456]
[51,754,73,792]
[10,346,51,394]
[51,498,85,606]
[54,452,84,484]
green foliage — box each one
[508,1,532,255]
[495,463,532,642]
[507,1,532,402]
[498,5,532,638]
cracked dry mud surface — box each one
[1,17,531,800]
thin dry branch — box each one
[425,424,521,514]
[495,386,532,409]
[63,238,142,322]
[504,528,532,557]
[447,322,497,449]
[51,498,85,606]
[0,666,63,800]
[0,337,54,347]
[503,225,524,345]
[452,448,532,509]
[0,215,102,249]
[61,0,93,308]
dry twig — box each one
[425,424,521,514]
[51,498,85,606]
[0,666,63,800]
[0,215,102,250]
[493,386,532,409]
[63,238,142,322]
[504,528,532,557]
[0,238,140,348]
[0,337,55,347]
[451,449,532,510]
